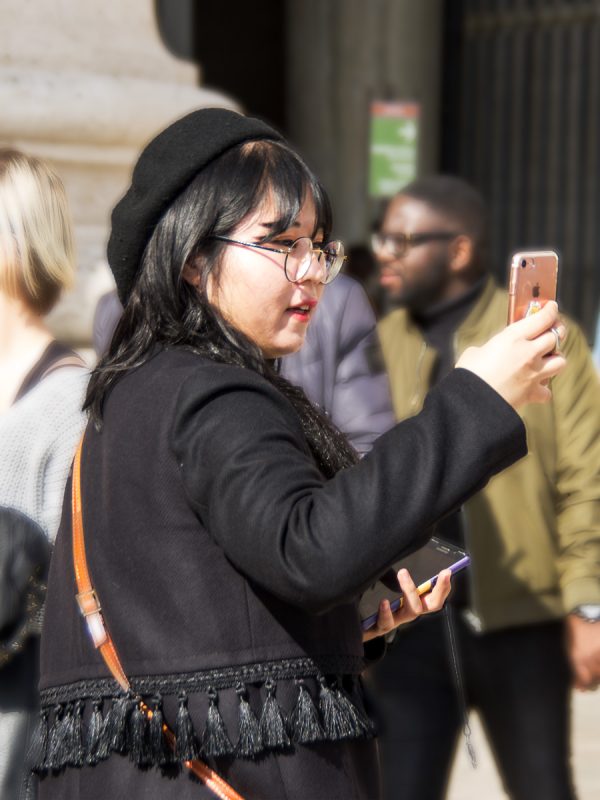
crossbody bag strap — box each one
[41,354,87,381]
[71,436,246,800]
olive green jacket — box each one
[378,278,600,631]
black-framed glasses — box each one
[211,235,346,285]
[371,231,461,259]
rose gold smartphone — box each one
[507,250,558,324]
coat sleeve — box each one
[327,279,396,454]
[552,322,600,611]
[171,364,526,614]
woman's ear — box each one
[181,261,201,287]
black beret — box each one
[107,108,284,304]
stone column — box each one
[0,0,237,344]
[286,0,443,244]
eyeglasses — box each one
[371,231,461,259]
[211,235,346,285]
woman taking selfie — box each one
[0,150,87,798]
[36,110,564,800]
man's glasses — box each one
[211,235,346,285]
[371,231,461,259]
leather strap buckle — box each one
[76,589,108,648]
[76,588,101,617]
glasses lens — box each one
[371,233,384,252]
[372,233,406,258]
[322,240,344,284]
[285,238,344,283]
[285,237,313,281]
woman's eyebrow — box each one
[259,220,301,230]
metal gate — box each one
[442,0,600,340]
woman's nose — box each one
[297,252,327,284]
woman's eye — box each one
[273,239,295,248]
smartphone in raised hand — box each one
[507,250,558,324]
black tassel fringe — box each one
[148,695,171,766]
[288,680,325,744]
[32,674,374,774]
[259,679,291,751]
[201,688,234,757]
[175,693,200,761]
[27,708,49,773]
[85,700,104,765]
[127,701,150,766]
[102,694,133,755]
[235,684,262,758]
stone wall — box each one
[0,0,237,344]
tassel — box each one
[235,684,262,758]
[175,693,200,762]
[148,695,171,766]
[85,699,104,765]
[333,684,375,738]
[28,708,49,773]
[47,703,73,769]
[100,694,133,756]
[318,677,355,740]
[258,679,290,751]
[47,705,67,769]
[201,688,234,757]
[288,680,325,744]
[60,704,77,767]
[68,701,86,767]
[45,705,62,769]
[127,700,151,766]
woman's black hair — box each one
[85,139,358,476]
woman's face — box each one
[208,194,325,358]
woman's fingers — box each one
[361,598,399,641]
[421,569,452,612]
[456,300,568,410]
[396,568,425,620]
[512,300,559,339]
[362,568,454,641]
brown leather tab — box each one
[76,588,101,616]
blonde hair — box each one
[0,149,75,313]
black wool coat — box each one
[37,348,526,800]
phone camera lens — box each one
[521,259,527,268]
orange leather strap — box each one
[71,437,245,800]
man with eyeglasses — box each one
[370,175,600,800]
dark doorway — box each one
[441,0,600,339]
[156,0,288,133]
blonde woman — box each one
[0,150,87,799]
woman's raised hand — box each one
[456,301,566,409]
[362,568,452,642]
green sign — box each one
[369,101,420,197]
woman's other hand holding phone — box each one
[456,300,566,409]
[362,568,452,642]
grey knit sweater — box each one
[0,366,88,541]
[0,364,88,799]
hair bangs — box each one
[235,141,332,243]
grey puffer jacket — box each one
[281,274,395,454]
